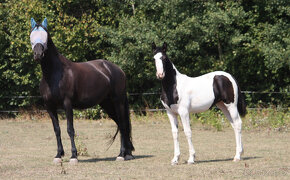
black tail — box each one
[106,128,119,151]
[237,86,247,117]
[104,95,134,151]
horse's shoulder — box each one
[39,78,52,100]
[39,78,47,90]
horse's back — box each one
[76,59,127,94]
[63,59,121,108]
[88,59,126,80]
[86,59,126,89]
[176,71,238,113]
[189,71,236,88]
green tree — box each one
[0,0,289,111]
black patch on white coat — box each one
[159,56,179,107]
[152,42,179,107]
[212,75,235,107]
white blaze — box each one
[154,52,164,78]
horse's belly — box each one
[189,94,215,113]
[73,91,108,109]
[73,98,102,109]
[189,102,213,113]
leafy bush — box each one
[0,0,289,112]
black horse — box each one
[30,18,134,163]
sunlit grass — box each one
[5,107,289,132]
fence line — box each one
[0,91,288,113]
[0,91,289,99]
[241,91,289,94]
[0,96,40,99]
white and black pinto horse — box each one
[152,42,246,165]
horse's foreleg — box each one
[64,99,78,164]
[217,102,243,161]
[167,111,180,165]
[178,108,195,164]
[47,107,64,163]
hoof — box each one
[116,156,125,161]
[233,158,241,162]
[69,158,78,165]
[171,161,178,166]
[187,161,195,164]
[53,158,62,164]
[124,155,134,161]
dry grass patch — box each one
[0,116,289,179]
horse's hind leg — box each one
[47,106,64,163]
[100,98,117,120]
[113,96,134,161]
[100,96,134,161]
[216,102,243,161]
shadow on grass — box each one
[196,156,261,164]
[79,155,154,163]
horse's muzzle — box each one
[34,52,44,61]
[156,72,165,80]
[33,43,45,61]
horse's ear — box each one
[162,42,167,52]
[31,18,37,29]
[152,42,156,51]
[41,18,47,29]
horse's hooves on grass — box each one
[187,161,195,165]
[69,158,78,165]
[53,158,62,164]
[233,158,241,162]
[171,161,178,166]
[124,155,134,161]
[116,155,134,161]
[116,156,125,161]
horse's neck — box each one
[40,39,64,83]
[161,60,179,91]
[171,63,180,75]
[160,59,179,105]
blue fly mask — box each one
[30,18,48,51]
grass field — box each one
[0,113,289,179]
